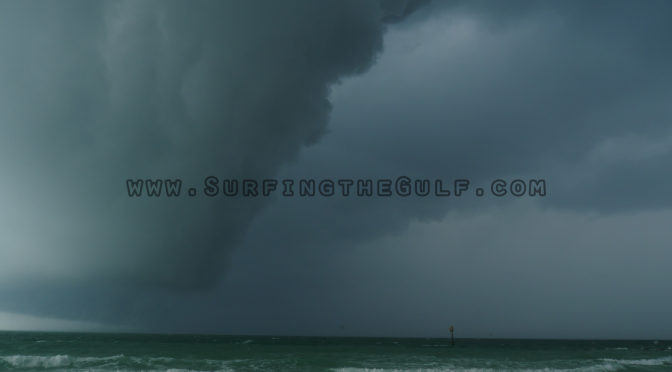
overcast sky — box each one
[0,0,671,339]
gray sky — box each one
[0,0,671,339]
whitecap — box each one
[602,356,672,366]
[1,355,73,368]
[331,363,625,372]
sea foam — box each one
[332,364,625,372]
[602,356,672,366]
[0,354,235,372]
[1,355,74,368]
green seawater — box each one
[0,332,670,372]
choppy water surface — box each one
[0,332,670,372]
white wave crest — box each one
[602,356,672,366]
[1,355,73,368]
[0,354,239,371]
[332,364,625,372]
[0,354,127,369]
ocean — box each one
[0,332,670,372]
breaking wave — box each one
[332,366,624,372]
[0,354,233,371]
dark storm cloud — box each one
[237,0,672,261]
[2,0,672,335]
[0,0,407,291]
[135,0,672,337]
[380,0,433,24]
[335,0,672,215]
